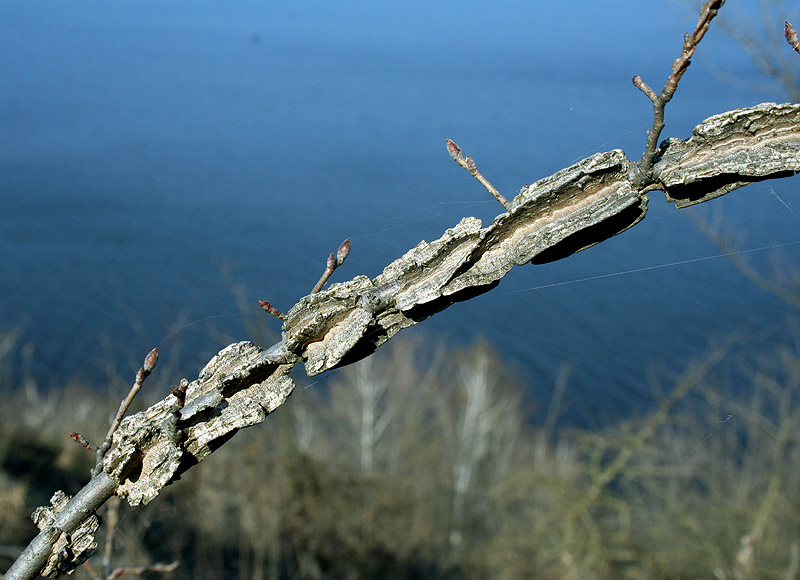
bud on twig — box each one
[311,239,353,293]
[445,139,510,209]
[93,346,160,475]
[787,22,800,54]
[446,138,464,161]
[69,432,97,451]
[259,300,285,320]
[135,347,159,384]
[336,239,351,266]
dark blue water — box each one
[1,3,798,425]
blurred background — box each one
[1,1,800,578]
[0,0,797,422]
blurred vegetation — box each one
[1,293,800,580]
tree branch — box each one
[93,348,159,476]
[4,6,800,580]
[311,239,351,294]
[446,139,510,209]
[631,0,725,186]
[2,474,117,580]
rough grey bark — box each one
[2,474,117,580]
[3,101,799,580]
[654,102,800,207]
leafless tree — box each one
[439,342,524,556]
[710,0,800,100]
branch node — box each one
[445,139,511,209]
[632,0,724,186]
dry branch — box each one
[446,139,510,208]
[632,0,725,185]
[93,348,159,476]
[311,238,351,294]
[654,102,800,207]
[3,7,800,580]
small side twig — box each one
[311,238,351,294]
[171,377,189,403]
[787,22,800,55]
[258,300,285,320]
[69,432,97,452]
[446,139,510,209]
[632,0,725,185]
[106,561,180,580]
[101,497,121,578]
[92,348,159,476]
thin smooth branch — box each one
[106,561,180,580]
[632,0,725,184]
[69,432,97,452]
[311,239,351,293]
[93,347,158,475]
[446,139,510,209]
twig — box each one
[81,496,177,580]
[106,561,180,580]
[92,348,158,476]
[446,139,510,209]
[631,0,725,185]
[311,239,351,294]
[102,497,121,578]
[258,300,285,320]
[69,432,97,452]
[787,22,800,55]
[171,378,189,403]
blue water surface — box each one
[1,1,798,426]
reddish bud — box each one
[326,252,336,270]
[446,139,463,161]
[336,238,351,266]
[134,347,158,385]
[70,432,97,451]
[143,347,159,373]
[259,300,285,320]
[465,155,477,172]
[787,21,800,53]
